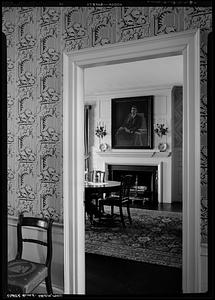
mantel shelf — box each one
[96,150,172,158]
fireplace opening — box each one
[108,164,158,207]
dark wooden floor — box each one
[86,203,182,296]
[86,253,182,296]
[157,202,182,212]
[130,201,182,213]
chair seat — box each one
[90,192,103,200]
[8,259,48,293]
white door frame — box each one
[63,29,201,294]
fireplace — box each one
[108,164,158,206]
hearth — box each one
[108,164,158,206]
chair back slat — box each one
[22,238,48,247]
[19,216,49,229]
[120,175,133,200]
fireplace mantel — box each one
[96,150,171,158]
[93,149,172,203]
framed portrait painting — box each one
[111,96,153,149]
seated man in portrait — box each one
[115,105,147,146]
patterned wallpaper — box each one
[172,86,183,148]
[2,6,211,242]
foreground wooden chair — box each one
[8,213,53,294]
[99,175,133,227]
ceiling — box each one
[84,55,183,96]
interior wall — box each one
[3,6,211,241]
[85,86,173,203]
[87,91,172,156]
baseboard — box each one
[201,243,208,293]
[201,243,208,256]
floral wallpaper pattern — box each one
[2,6,212,242]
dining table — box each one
[84,180,121,224]
[85,180,121,193]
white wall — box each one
[84,56,183,96]
[85,86,173,203]
[8,216,64,293]
[92,93,171,153]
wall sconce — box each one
[95,121,108,151]
[154,123,168,152]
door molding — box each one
[63,29,201,294]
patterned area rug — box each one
[85,207,182,268]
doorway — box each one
[63,29,201,294]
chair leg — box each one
[95,198,99,209]
[119,205,125,227]
[45,274,53,294]
[127,204,132,224]
[101,204,104,213]
[89,213,94,224]
[98,202,103,221]
[99,202,103,213]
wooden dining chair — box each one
[88,170,106,208]
[98,175,133,227]
[8,213,53,294]
[89,170,105,183]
